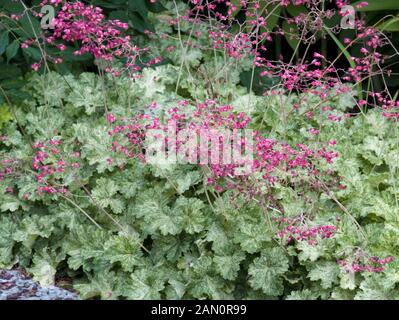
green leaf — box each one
[29,253,58,286]
[6,40,19,63]
[146,0,167,13]
[297,241,325,262]
[331,288,356,300]
[340,272,357,290]
[124,268,166,299]
[355,276,399,300]
[18,13,42,38]
[0,63,21,80]
[282,21,300,51]
[22,47,42,60]
[229,0,243,17]
[104,234,144,272]
[0,217,17,267]
[129,11,154,33]
[377,17,399,32]
[151,234,191,262]
[286,289,319,300]
[0,197,20,212]
[74,271,122,300]
[248,247,289,296]
[67,72,103,114]
[214,252,245,281]
[166,278,186,299]
[264,4,281,31]
[90,0,126,9]
[285,4,308,17]
[128,0,148,16]
[0,31,9,55]
[133,187,170,218]
[134,189,181,236]
[308,261,340,289]
[233,223,272,253]
[206,223,231,254]
[173,197,207,234]
[174,170,201,194]
[65,225,110,271]
[353,0,399,11]
[91,178,125,214]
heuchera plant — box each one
[0,0,398,299]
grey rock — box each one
[0,269,79,300]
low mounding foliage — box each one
[1,0,399,300]
[0,67,398,299]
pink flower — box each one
[10,14,20,21]
[56,44,67,51]
[308,128,320,136]
[106,113,116,124]
[360,47,368,55]
[31,63,41,71]
[329,140,337,146]
[5,187,14,193]
[356,2,368,9]
[71,162,81,169]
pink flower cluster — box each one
[253,139,337,184]
[379,95,399,119]
[31,139,81,195]
[274,216,336,245]
[184,0,393,118]
[108,113,157,162]
[23,1,161,75]
[0,158,20,181]
[49,2,130,61]
[209,31,255,59]
[107,100,338,192]
[338,256,394,273]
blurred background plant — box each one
[2,0,399,104]
[354,0,399,95]
[0,0,166,104]
[206,0,399,97]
